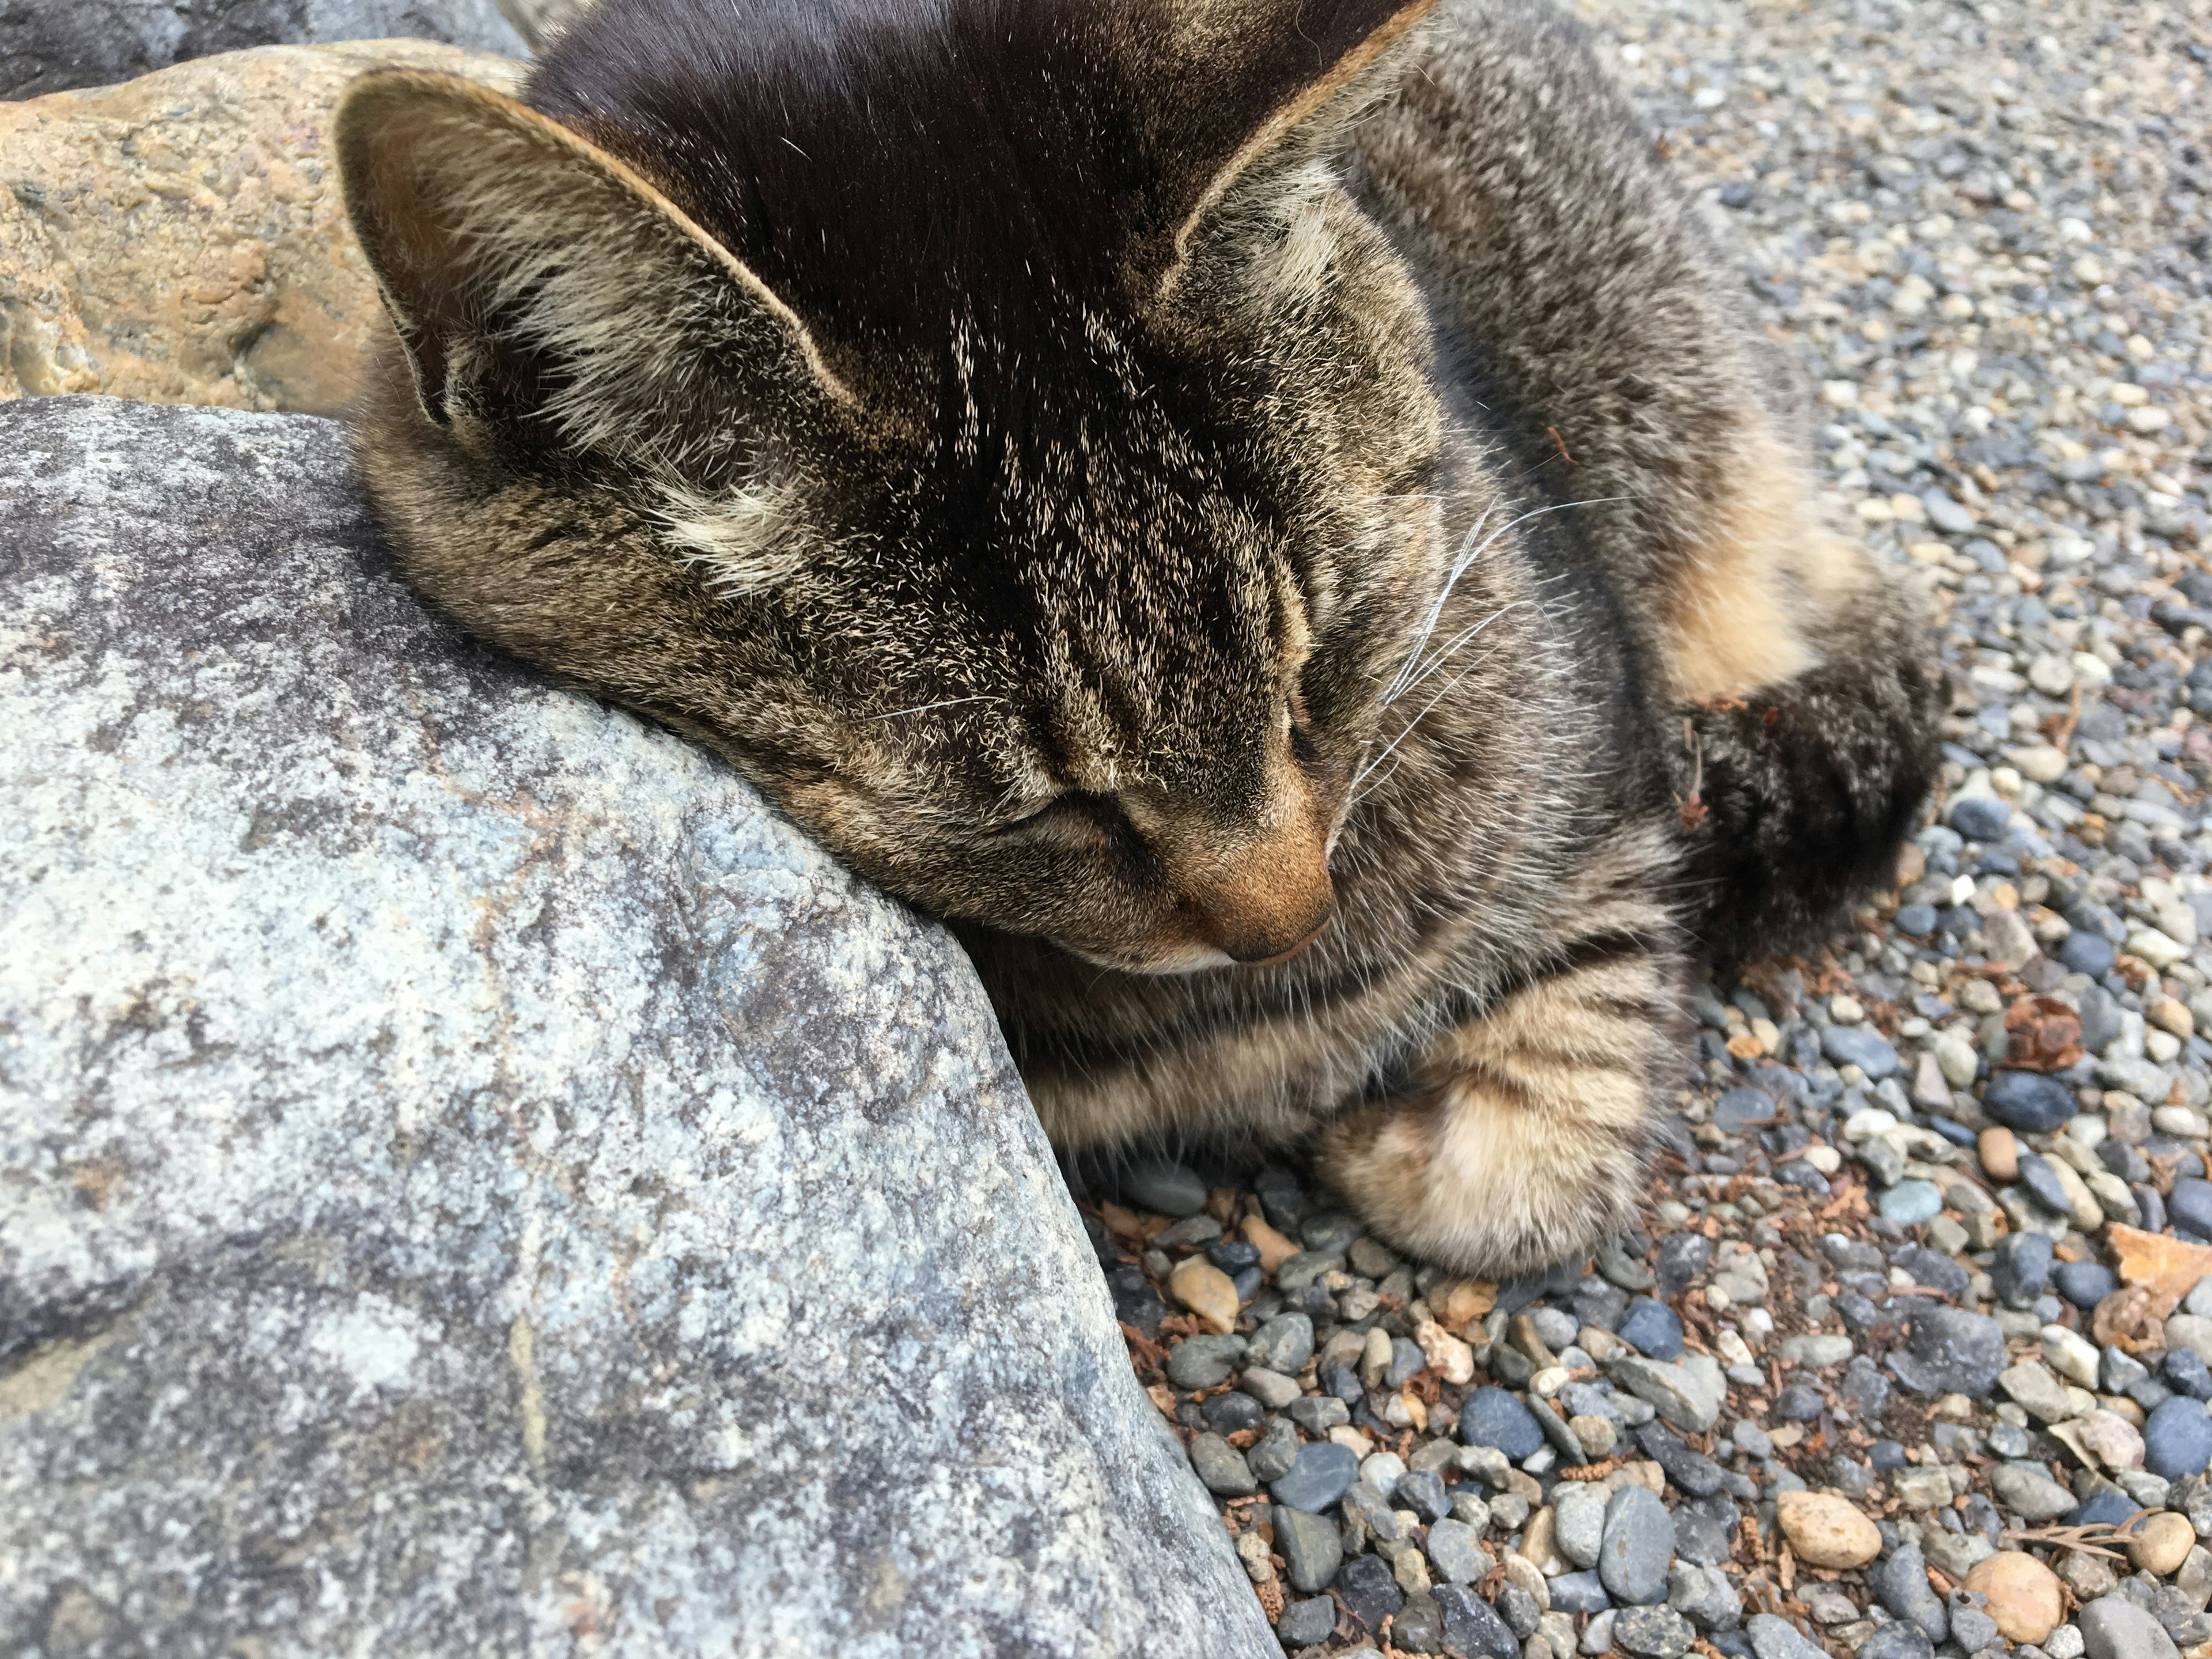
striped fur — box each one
[339,0,1937,1274]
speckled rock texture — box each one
[0,397,1273,1659]
[0,0,527,98]
[0,41,521,414]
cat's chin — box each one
[1056,940,1244,977]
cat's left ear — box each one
[1138,0,1442,298]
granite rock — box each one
[0,399,1273,1658]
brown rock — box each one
[1775,1491,1882,1569]
[0,41,521,415]
[2002,997,2084,1071]
[1168,1256,1240,1335]
[1979,1126,2020,1181]
[2131,1511,2197,1577]
[1434,1278,1498,1334]
[2112,1224,2212,1322]
[1964,1552,2065,1644]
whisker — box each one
[867,694,1001,722]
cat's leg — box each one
[1317,919,1688,1278]
[1679,543,1944,962]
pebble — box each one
[1979,1127,2020,1180]
[1851,1628,1935,1659]
[1460,1385,1544,1460]
[2173,1179,2212,1240]
[1616,1297,1686,1359]
[1611,1355,1724,1434]
[2055,1260,2120,1308]
[1123,1160,1207,1217]
[1270,1440,1359,1513]
[1873,1543,1947,1643]
[1166,1255,1239,1334]
[1743,1613,1826,1659]
[1434,1584,1520,1659]
[1889,1308,2005,1398]
[1964,1552,2065,1645]
[1165,1334,1246,1389]
[1984,1071,2079,1134]
[1599,1484,1675,1606]
[1426,1517,1490,1584]
[1273,1504,1343,1594]
[1277,1594,1337,1646]
[1612,1605,1696,1658]
[2078,1593,2183,1659]
[1188,1433,1256,1496]
[1775,1491,1881,1569]
[1991,1463,2077,1521]
[1245,1312,1314,1375]
[1554,1483,1607,1569]
[2132,1511,2198,1576]
[2145,1396,2212,1479]
[1878,1180,1943,1226]
[1821,1024,1899,1078]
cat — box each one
[336,0,1940,1276]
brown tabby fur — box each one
[336,0,1940,1275]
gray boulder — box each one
[1,0,527,99]
[0,398,1273,1658]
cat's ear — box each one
[1139,0,1442,298]
[336,70,855,468]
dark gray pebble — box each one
[1337,1554,1403,1631]
[1618,1297,1686,1359]
[1459,1385,1544,1460]
[1397,1467,1450,1522]
[1433,1585,1518,1659]
[1884,1309,2008,1407]
[1270,1440,1359,1513]
[1277,1594,1338,1647]
[1853,1624,1936,1659]
[1993,1232,2054,1309]
[1122,1158,1207,1217]
[2017,1152,2074,1218]
[1551,1571,1611,1613]
[2166,1349,2212,1402]
[2172,1177,2212,1239]
[1873,1542,1947,1643]
[1983,1070,2077,1132]
[1639,1422,1726,1498]
[2056,1260,2120,1308]
[1274,1505,1343,1594]
[1821,1024,1899,1078]
[1188,1433,1256,1496]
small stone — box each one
[1427,1517,1491,1584]
[1668,1562,1740,1632]
[2077,1592,2183,1659]
[1248,1310,1318,1374]
[1995,1233,2055,1310]
[1612,1605,1696,1658]
[2078,1409,2146,1472]
[1271,1441,1360,1513]
[1610,1355,1724,1433]
[1188,1433,1257,1495]
[1571,1414,1619,1460]
[1986,1070,2079,1133]
[1599,1484,1675,1606]
[1241,1366,1302,1411]
[1823,1024,1901,1078]
[1617,1297,1686,1360]
[1880,1180,1943,1226]
[1775,1491,1881,1568]
[2130,1510,2197,1576]
[1745,1613,1827,1659]
[2044,1324,2102,1388]
[1166,1334,1247,1389]
[1460,1385,1545,1460]
[1338,1553,1403,1631]
[1248,1418,1300,1482]
[1167,1255,1240,1334]
[1873,1543,1947,1643]
[1980,1127,2020,1180]
[1950,796,2013,840]
[1891,1307,2006,1398]
[1278,1595,1338,1647]
[2057,1261,2120,1309]
[1415,1318,1476,1385]
[1964,1551,2065,1643]
[1781,1334,1855,1368]
[1274,1505,1344,1594]
[1434,1585,1520,1659]
[2145,1397,2212,1479]
[1124,1159,1207,1217]
[1550,1570,1610,1615]
[1991,1463,2078,1521]
[1554,1483,1608,1569]
[1852,1627,1936,1659]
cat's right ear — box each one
[335,71,855,467]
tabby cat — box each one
[336,0,1940,1275]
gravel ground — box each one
[1084,2,2212,1656]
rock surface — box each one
[0,0,525,97]
[0,397,1273,1658]
[0,41,520,413]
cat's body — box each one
[338,0,1940,1274]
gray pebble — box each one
[1273,1505,1343,1595]
[1600,1483,1675,1606]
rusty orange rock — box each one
[2110,1223,2212,1321]
[0,41,520,415]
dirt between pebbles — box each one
[1081,1,2212,1656]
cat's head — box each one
[338,0,1452,975]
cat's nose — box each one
[1181,828,1335,966]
